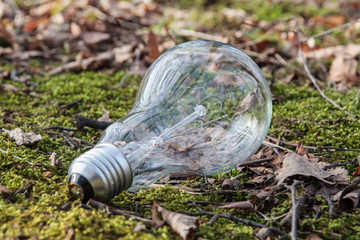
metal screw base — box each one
[68,143,133,202]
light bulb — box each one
[68,40,272,202]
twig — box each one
[262,140,294,152]
[72,137,95,147]
[60,98,83,109]
[317,146,360,153]
[182,202,287,237]
[267,136,360,153]
[172,29,227,42]
[266,136,317,150]
[322,158,358,170]
[60,133,77,149]
[300,20,360,43]
[290,180,304,240]
[239,157,274,167]
[182,201,223,206]
[295,18,358,120]
[208,214,220,225]
[11,180,33,198]
[87,199,154,226]
[39,126,81,132]
[75,115,113,130]
[0,148,22,160]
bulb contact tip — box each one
[68,173,94,202]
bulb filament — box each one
[125,105,207,168]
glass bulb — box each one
[68,40,272,202]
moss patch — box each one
[1,71,360,239]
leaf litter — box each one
[2,0,360,239]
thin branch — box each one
[296,18,358,120]
[87,199,154,226]
[300,20,360,43]
[75,115,113,130]
[322,158,358,170]
[182,202,287,237]
[290,181,304,240]
[239,157,274,167]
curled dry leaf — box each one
[338,188,360,212]
[152,202,199,240]
[329,54,359,89]
[216,201,253,210]
[4,128,42,146]
[81,31,111,45]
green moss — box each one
[2,71,360,239]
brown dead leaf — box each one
[113,44,134,64]
[307,233,324,240]
[338,188,360,212]
[81,32,111,45]
[329,54,359,89]
[296,142,319,163]
[148,31,160,62]
[4,128,43,146]
[43,171,52,178]
[49,152,56,167]
[70,22,82,37]
[275,152,349,185]
[312,15,346,28]
[64,228,75,240]
[98,106,112,122]
[256,185,283,200]
[235,87,263,115]
[152,202,199,240]
[0,185,13,199]
[216,201,253,210]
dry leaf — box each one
[296,142,319,163]
[0,185,13,199]
[81,32,111,45]
[235,87,263,115]
[307,233,324,240]
[275,152,349,185]
[338,188,360,212]
[1,83,19,92]
[113,44,134,64]
[49,152,56,167]
[148,31,160,62]
[152,202,199,240]
[221,178,240,190]
[312,15,346,28]
[4,128,43,146]
[98,106,112,122]
[43,171,52,178]
[216,201,253,210]
[64,228,75,240]
[256,185,283,200]
[70,22,82,37]
[329,54,359,89]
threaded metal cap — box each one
[68,143,133,202]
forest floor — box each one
[1,0,360,239]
